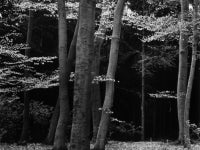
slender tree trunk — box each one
[45,99,60,145]
[91,0,110,142]
[20,9,33,143]
[53,0,70,149]
[46,18,79,146]
[93,1,125,150]
[141,40,145,141]
[184,1,198,147]
[177,0,189,144]
[69,0,95,150]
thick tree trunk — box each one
[184,1,198,147]
[69,0,95,150]
[46,17,79,146]
[177,0,189,144]
[20,9,33,143]
[91,0,109,142]
[93,1,125,150]
[53,0,69,149]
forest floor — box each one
[0,141,200,150]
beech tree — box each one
[20,8,34,143]
[177,0,189,144]
[184,0,199,147]
[93,0,125,149]
[69,0,95,149]
[45,17,79,145]
[53,0,69,149]
[91,0,112,142]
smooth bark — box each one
[141,40,145,141]
[184,1,198,147]
[93,0,125,149]
[46,17,79,146]
[91,0,109,142]
[69,0,95,150]
[177,0,189,143]
[20,9,33,143]
[53,0,69,149]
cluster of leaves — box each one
[92,75,119,84]
[0,98,54,142]
[30,101,53,125]
[15,1,79,19]
[186,121,200,140]
[149,91,176,99]
[0,99,23,142]
[0,0,25,46]
[123,7,179,42]
[0,45,58,94]
[109,117,141,141]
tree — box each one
[141,32,145,141]
[93,0,125,149]
[91,0,111,142]
[45,98,60,145]
[53,0,69,149]
[184,0,198,147]
[45,17,79,146]
[20,8,34,143]
[177,0,189,144]
[69,0,95,149]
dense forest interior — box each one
[1,0,200,150]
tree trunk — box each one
[177,0,189,144]
[53,0,69,149]
[91,0,110,142]
[93,1,125,150]
[20,9,33,143]
[184,1,198,147]
[46,17,79,146]
[141,40,145,141]
[45,98,60,145]
[69,0,95,150]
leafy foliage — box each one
[0,45,58,94]
[0,99,54,142]
[109,118,141,141]
[30,101,53,125]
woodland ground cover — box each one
[1,142,200,150]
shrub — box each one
[109,117,141,141]
[0,98,53,143]
[0,99,23,143]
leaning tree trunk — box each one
[177,0,189,144]
[53,0,70,149]
[93,0,125,150]
[45,19,79,145]
[91,0,110,142]
[45,98,60,145]
[20,9,33,143]
[184,1,198,147]
[69,0,96,150]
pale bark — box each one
[46,12,79,146]
[69,0,95,150]
[93,0,125,149]
[53,0,69,149]
[91,0,109,142]
[177,0,189,143]
[184,1,198,147]
[20,9,33,143]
